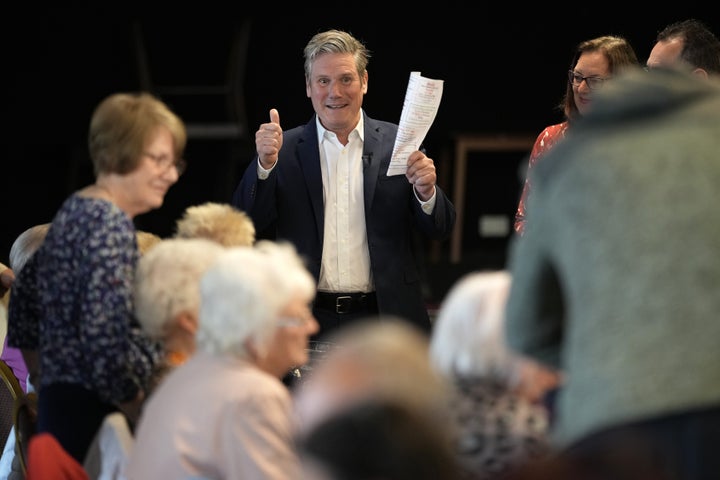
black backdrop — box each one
[5,6,717,298]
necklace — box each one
[166,350,188,367]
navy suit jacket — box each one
[231,112,456,330]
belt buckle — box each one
[335,295,353,314]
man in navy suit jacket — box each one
[231,29,455,337]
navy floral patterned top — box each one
[7,194,162,404]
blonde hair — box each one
[174,202,255,247]
[136,230,162,255]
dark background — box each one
[5,6,717,301]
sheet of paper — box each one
[387,71,444,176]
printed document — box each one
[387,71,444,176]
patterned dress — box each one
[514,122,569,235]
[8,194,161,403]
[449,376,553,479]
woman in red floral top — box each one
[514,36,639,235]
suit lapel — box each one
[298,114,386,241]
[363,115,384,211]
[297,119,325,242]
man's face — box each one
[305,52,367,139]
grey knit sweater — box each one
[506,67,720,447]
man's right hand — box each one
[256,108,283,170]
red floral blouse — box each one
[514,122,569,235]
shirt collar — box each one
[316,111,365,144]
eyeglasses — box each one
[144,152,187,175]
[568,70,609,91]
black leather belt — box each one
[314,291,377,314]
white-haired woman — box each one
[429,270,562,480]
[133,237,227,386]
[127,240,318,479]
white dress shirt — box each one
[316,116,373,293]
[255,113,438,295]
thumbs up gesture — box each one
[255,108,283,169]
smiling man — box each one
[232,29,455,338]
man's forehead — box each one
[647,38,685,68]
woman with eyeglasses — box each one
[514,35,639,235]
[7,92,187,464]
[128,241,319,479]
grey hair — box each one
[134,237,226,339]
[429,270,524,387]
[9,223,50,274]
[196,240,315,358]
[303,29,371,81]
